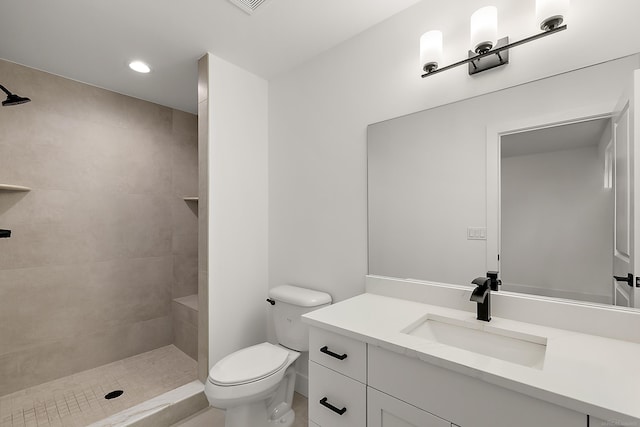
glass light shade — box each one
[129,60,151,73]
[470,6,498,54]
[420,30,443,73]
[536,0,569,30]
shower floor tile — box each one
[0,345,197,427]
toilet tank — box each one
[269,285,332,351]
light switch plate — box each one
[467,227,487,240]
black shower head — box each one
[0,84,31,107]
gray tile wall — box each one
[172,299,198,360]
[0,59,197,396]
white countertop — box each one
[302,293,640,422]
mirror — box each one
[367,53,640,308]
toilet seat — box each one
[209,343,290,386]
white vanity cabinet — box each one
[308,326,591,427]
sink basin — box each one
[402,314,547,369]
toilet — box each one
[205,285,332,427]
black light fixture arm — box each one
[0,84,12,96]
[421,24,567,78]
[0,83,31,106]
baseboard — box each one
[295,371,308,398]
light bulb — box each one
[470,6,498,54]
[420,31,443,73]
[129,61,151,74]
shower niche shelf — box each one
[183,196,199,202]
[0,184,31,192]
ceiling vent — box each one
[228,0,272,15]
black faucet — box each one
[470,277,491,322]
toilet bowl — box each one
[205,343,300,427]
[204,285,331,427]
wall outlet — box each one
[467,227,487,240]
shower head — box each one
[0,84,31,107]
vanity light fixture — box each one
[420,30,443,74]
[420,0,568,78]
[0,84,30,106]
[129,60,151,74]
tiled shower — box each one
[0,58,199,425]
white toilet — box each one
[204,285,332,427]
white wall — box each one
[207,54,269,367]
[501,146,613,303]
[268,0,640,304]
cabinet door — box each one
[368,387,450,427]
[368,346,586,427]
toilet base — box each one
[268,402,294,426]
[225,401,294,427]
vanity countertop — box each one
[302,292,640,422]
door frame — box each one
[486,104,616,276]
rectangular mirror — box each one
[368,53,640,309]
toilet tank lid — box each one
[269,285,332,307]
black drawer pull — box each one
[319,397,347,415]
[320,346,348,360]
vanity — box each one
[302,276,640,427]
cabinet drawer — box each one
[309,327,367,383]
[309,361,366,427]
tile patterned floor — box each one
[172,392,308,427]
[0,345,197,427]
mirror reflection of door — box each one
[611,72,638,308]
[500,119,614,304]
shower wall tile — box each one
[173,197,199,237]
[172,300,199,327]
[0,201,173,269]
[0,59,197,396]
[172,133,199,197]
[172,110,198,138]
[173,318,198,361]
[173,229,198,258]
[172,300,198,360]
[173,253,199,299]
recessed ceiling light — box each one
[129,61,151,73]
